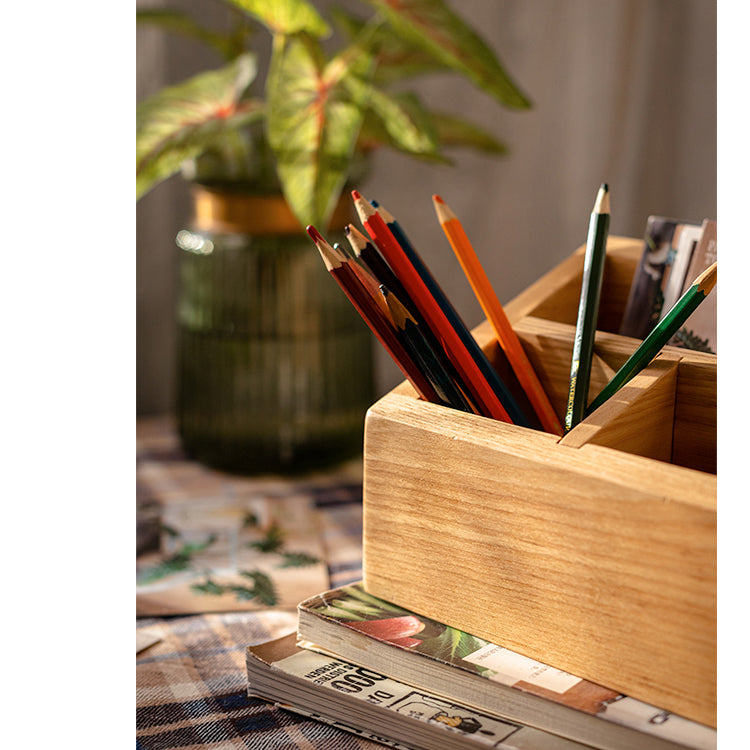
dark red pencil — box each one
[307,226,442,406]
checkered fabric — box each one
[136,611,383,749]
[137,418,375,748]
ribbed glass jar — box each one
[175,187,374,474]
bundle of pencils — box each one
[306,184,716,436]
[307,189,563,431]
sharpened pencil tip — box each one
[432,194,455,224]
[694,261,717,295]
[352,192,376,220]
[594,184,610,214]
[306,225,324,243]
[345,224,368,254]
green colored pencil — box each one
[586,262,717,415]
[565,184,611,432]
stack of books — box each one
[246,583,716,750]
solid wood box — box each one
[362,237,717,728]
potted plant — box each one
[136,0,531,475]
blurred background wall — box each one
[136,0,717,416]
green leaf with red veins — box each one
[430,111,509,155]
[136,8,246,60]
[225,0,330,37]
[136,53,264,199]
[266,35,374,229]
[344,82,440,157]
[363,0,532,110]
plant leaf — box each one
[431,112,508,155]
[136,53,264,200]
[279,551,321,568]
[137,556,192,584]
[226,585,255,601]
[177,533,219,557]
[330,6,449,83]
[347,85,439,157]
[239,570,278,606]
[249,521,285,553]
[136,8,244,60]
[341,585,414,615]
[191,578,227,596]
[137,534,217,584]
[266,34,374,228]
[362,0,531,110]
[225,0,330,37]
[355,111,447,165]
[420,625,489,667]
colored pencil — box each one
[353,191,527,425]
[345,222,476,398]
[380,286,474,414]
[345,224,415,318]
[372,199,536,428]
[432,194,563,436]
[586,262,717,415]
[307,226,441,405]
[564,184,611,432]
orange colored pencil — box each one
[432,194,563,435]
[351,190,513,423]
[307,226,441,406]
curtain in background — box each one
[136,0,716,415]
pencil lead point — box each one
[593,184,610,214]
[352,193,375,219]
[345,224,367,253]
[370,199,380,208]
[351,189,362,200]
[694,261,717,295]
[306,225,324,244]
[432,194,444,204]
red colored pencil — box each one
[307,226,441,405]
[351,190,512,423]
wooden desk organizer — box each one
[362,237,717,728]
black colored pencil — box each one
[346,222,478,403]
[381,286,475,413]
[345,224,415,318]
[564,184,611,432]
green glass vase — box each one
[175,186,375,474]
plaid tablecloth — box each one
[136,418,381,749]
[137,611,385,749]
